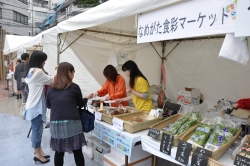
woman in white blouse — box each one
[24,51,53,164]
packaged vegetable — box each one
[176,119,198,135]
[187,123,214,147]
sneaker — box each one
[16,95,20,99]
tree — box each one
[78,0,99,5]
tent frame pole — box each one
[80,29,137,38]
[60,33,85,54]
[57,33,62,65]
[60,32,68,52]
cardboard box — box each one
[177,87,200,105]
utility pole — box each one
[31,0,34,36]
[55,3,58,25]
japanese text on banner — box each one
[137,0,236,43]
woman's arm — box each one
[97,81,108,97]
[127,87,148,100]
[116,95,132,103]
[109,77,127,100]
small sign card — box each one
[234,154,250,166]
[95,111,102,121]
[147,128,160,140]
[160,132,173,155]
[191,147,212,166]
[175,140,192,165]
[112,118,124,131]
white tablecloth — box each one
[141,135,235,166]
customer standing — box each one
[24,51,53,164]
[14,53,29,100]
[116,60,153,112]
[46,62,92,166]
[89,65,128,107]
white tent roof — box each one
[3,0,181,55]
[4,35,35,55]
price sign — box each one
[160,132,173,155]
[95,111,102,121]
[175,140,192,165]
[234,154,250,166]
[191,147,212,166]
[147,128,160,140]
[112,118,124,131]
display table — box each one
[141,135,235,166]
[88,106,151,166]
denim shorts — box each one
[31,114,44,148]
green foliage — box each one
[78,0,100,5]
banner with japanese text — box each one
[235,0,250,37]
[137,0,237,43]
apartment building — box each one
[28,0,49,36]
[0,0,29,79]
[0,0,29,35]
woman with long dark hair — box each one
[46,62,92,166]
[89,65,128,107]
[24,51,53,164]
[116,60,153,111]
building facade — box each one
[0,0,29,35]
[0,0,29,79]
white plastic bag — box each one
[219,33,249,65]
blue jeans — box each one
[31,114,43,148]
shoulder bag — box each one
[79,105,95,132]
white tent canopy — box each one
[3,0,250,106]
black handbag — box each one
[79,105,95,132]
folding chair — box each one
[162,101,182,119]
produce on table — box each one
[187,122,214,147]
[204,118,241,151]
[238,140,250,158]
[162,111,201,135]
[162,117,189,135]
[176,119,198,135]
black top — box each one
[46,83,88,121]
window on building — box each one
[35,11,47,17]
[18,0,28,5]
[0,9,2,19]
[42,1,48,8]
[13,11,28,25]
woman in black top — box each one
[46,62,92,166]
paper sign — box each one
[175,140,192,165]
[191,147,212,166]
[234,154,250,166]
[115,132,133,156]
[91,121,102,140]
[17,48,26,59]
[112,118,124,131]
[102,126,116,147]
[147,128,160,140]
[160,132,173,155]
[95,111,102,121]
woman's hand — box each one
[87,93,94,99]
[115,98,123,103]
[126,86,132,93]
[104,96,110,101]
